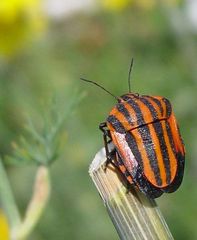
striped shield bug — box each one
[81,59,185,198]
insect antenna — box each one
[80,78,120,101]
[128,58,134,93]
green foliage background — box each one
[0,3,197,239]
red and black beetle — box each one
[81,59,185,198]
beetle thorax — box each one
[106,93,172,133]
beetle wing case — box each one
[106,93,185,198]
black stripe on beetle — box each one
[139,97,172,184]
[123,97,163,186]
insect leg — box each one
[99,122,116,169]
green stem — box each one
[0,158,21,232]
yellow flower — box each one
[0,210,9,240]
[101,0,131,11]
[0,0,46,57]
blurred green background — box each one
[0,0,197,239]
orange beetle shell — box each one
[106,93,185,198]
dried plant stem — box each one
[89,147,174,240]
[14,166,51,240]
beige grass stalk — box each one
[89,147,174,240]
